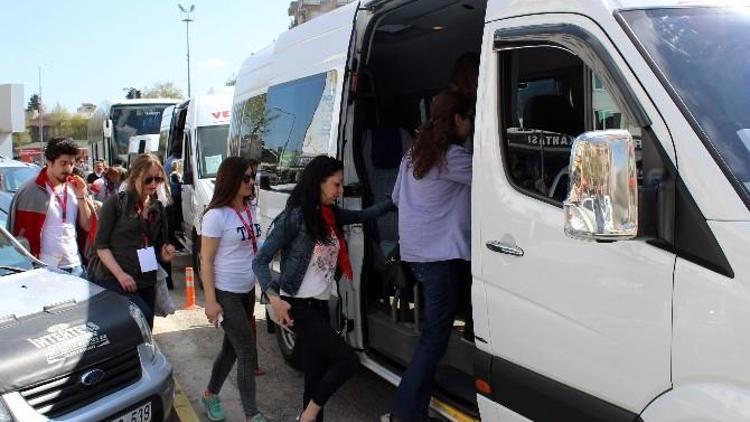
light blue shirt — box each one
[392,145,472,262]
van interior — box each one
[349,0,488,412]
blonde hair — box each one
[127,154,169,198]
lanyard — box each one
[234,204,258,253]
[135,203,151,248]
[47,182,68,223]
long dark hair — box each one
[286,155,343,243]
[205,157,256,213]
[409,92,472,179]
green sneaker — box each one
[247,412,268,422]
[201,394,226,422]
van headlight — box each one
[0,398,14,422]
[129,304,157,363]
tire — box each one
[275,323,303,370]
[191,231,203,290]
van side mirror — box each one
[103,119,113,138]
[563,130,638,241]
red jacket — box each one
[8,169,96,260]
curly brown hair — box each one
[409,92,473,179]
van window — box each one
[232,93,269,160]
[258,71,338,191]
[499,47,640,202]
[197,125,230,179]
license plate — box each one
[111,402,152,422]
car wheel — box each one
[275,323,302,370]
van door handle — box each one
[486,241,524,257]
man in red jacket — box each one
[8,138,96,277]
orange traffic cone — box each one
[183,267,200,310]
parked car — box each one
[0,225,174,421]
[0,158,40,194]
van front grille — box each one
[19,348,142,418]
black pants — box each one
[285,296,359,421]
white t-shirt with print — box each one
[201,206,260,293]
[284,231,339,300]
[40,183,80,269]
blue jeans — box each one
[92,278,157,328]
[390,259,469,421]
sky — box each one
[0,1,291,111]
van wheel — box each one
[191,231,203,290]
[275,324,302,370]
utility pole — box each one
[38,66,43,147]
[178,4,195,97]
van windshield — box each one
[621,8,750,201]
[0,229,35,275]
[197,124,230,179]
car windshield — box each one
[197,125,230,179]
[621,8,750,201]
[0,166,38,193]
[111,104,172,157]
[0,229,35,275]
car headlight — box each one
[129,303,157,363]
[0,398,14,422]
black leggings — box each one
[286,296,359,421]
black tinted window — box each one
[259,71,338,191]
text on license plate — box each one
[111,402,152,422]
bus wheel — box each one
[191,231,203,290]
[275,323,302,370]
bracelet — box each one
[76,196,85,200]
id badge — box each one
[136,246,159,273]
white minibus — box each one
[231,1,750,420]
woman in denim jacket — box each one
[253,156,394,422]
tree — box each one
[225,75,237,87]
[142,82,183,99]
[124,87,142,99]
[26,94,41,112]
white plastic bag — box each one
[154,265,176,317]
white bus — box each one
[87,99,180,166]
[232,1,750,421]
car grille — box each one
[19,348,142,418]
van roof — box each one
[189,93,233,127]
[106,98,181,107]
[234,44,274,103]
[486,0,750,21]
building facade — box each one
[288,0,355,27]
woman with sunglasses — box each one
[90,153,176,327]
[199,157,267,422]
[253,155,395,422]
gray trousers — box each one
[207,288,259,417]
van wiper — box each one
[0,265,27,274]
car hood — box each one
[0,269,104,319]
[0,270,143,393]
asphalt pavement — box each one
[154,256,396,422]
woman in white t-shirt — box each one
[200,157,267,422]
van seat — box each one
[523,94,583,137]
[362,127,412,252]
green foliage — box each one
[143,82,184,99]
[124,87,142,99]
[26,94,41,112]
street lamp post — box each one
[178,4,195,97]
[38,66,43,147]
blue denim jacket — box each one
[252,200,395,297]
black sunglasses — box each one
[144,176,164,185]
[242,173,257,184]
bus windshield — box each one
[111,104,173,158]
[621,7,750,202]
[197,125,230,179]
